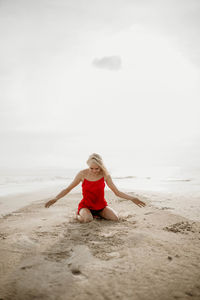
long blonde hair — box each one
[87,153,109,177]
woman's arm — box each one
[105,175,146,207]
[45,171,83,208]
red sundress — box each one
[77,177,108,214]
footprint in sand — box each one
[66,245,96,277]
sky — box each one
[0,0,200,174]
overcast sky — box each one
[0,0,200,171]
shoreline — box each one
[0,190,200,300]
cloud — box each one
[92,56,122,71]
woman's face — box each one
[89,162,101,175]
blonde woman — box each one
[45,153,146,222]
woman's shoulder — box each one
[81,168,89,175]
[78,169,89,180]
[104,173,111,181]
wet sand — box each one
[0,191,200,300]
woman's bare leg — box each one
[77,208,93,223]
[99,206,119,221]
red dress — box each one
[77,177,108,214]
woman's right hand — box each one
[45,198,57,208]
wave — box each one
[162,178,192,182]
[113,176,137,179]
[0,175,72,186]
[113,176,193,182]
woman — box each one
[45,153,146,222]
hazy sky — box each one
[1,0,200,172]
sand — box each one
[0,190,200,300]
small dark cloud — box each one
[92,56,122,71]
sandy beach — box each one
[0,190,200,300]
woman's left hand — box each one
[131,197,146,207]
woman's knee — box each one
[77,214,93,223]
[78,208,93,223]
[83,215,93,223]
[112,214,119,221]
[100,207,119,221]
[109,213,119,221]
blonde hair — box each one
[87,153,109,177]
